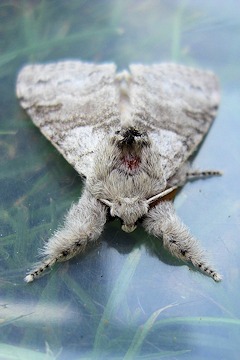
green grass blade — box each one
[0,342,57,360]
[61,273,98,316]
[155,316,240,328]
[123,304,178,359]
[93,248,141,355]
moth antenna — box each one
[147,186,177,205]
[99,199,113,207]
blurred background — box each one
[0,1,240,359]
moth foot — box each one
[212,272,222,282]
[196,262,222,282]
[24,274,34,283]
[24,257,57,282]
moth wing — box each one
[16,61,120,177]
[129,63,220,179]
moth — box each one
[16,60,222,283]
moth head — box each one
[100,187,177,233]
[113,127,150,149]
[100,197,149,233]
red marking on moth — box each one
[122,154,141,171]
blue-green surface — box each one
[0,1,240,359]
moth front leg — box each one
[143,201,222,282]
[25,190,107,282]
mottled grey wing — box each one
[129,63,220,180]
[16,61,120,177]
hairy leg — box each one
[25,190,107,282]
[143,201,221,282]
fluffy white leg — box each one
[25,190,107,282]
[143,201,221,282]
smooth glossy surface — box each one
[0,1,239,359]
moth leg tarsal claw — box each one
[16,60,222,282]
